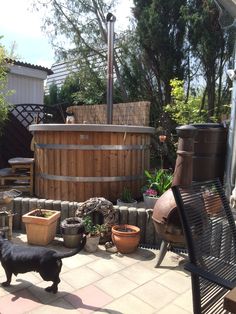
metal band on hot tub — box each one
[35,143,149,150]
[38,173,144,182]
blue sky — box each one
[0,0,132,69]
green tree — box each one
[182,0,234,120]
[133,0,187,107]
[0,40,11,134]
[165,78,208,124]
[34,0,128,101]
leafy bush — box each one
[142,169,173,196]
[0,42,12,134]
[165,78,207,125]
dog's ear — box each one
[0,231,5,239]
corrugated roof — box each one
[6,58,53,75]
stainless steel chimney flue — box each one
[106,13,116,124]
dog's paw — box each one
[2,281,10,287]
[45,286,58,294]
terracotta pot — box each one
[22,209,61,245]
[203,192,222,216]
[112,224,140,254]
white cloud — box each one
[0,0,133,67]
[0,0,44,38]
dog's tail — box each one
[54,234,87,259]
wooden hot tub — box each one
[29,124,155,202]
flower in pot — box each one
[83,215,106,253]
[112,224,140,254]
[117,187,137,207]
[142,169,173,208]
[60,217,85,248]
[22,208,61,245]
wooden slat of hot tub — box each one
[101,132,110,200]
[33,127,153,202]
[132,133,138,195]
[54,132,60,200]
[60,131,68,200]
[124,132,132,196]
[83,131,94,201]
[75,132,84,200]
[110,132,118,201]
[93,132,102,198]
[68,132,76,201]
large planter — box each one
[143,194,159,209]
[112,224,140,254]
[60,217,85,248]
[22,209,61,245]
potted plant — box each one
[112,224,140,254]
[142,169,173,208]
[60,217,85,248]
[117,187,137,207]
[22,208,61,245]
[202,185,222,216]
[83,215,107,253]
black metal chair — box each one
[172,178,236,314]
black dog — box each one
[0,233,86,293]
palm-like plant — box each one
[143,169,173,196]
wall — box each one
[6,63,49,105]
[67,101,151,126]
[11,197,160,247]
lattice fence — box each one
[11,104,44,128]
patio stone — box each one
[28,279,75,304]
[173,289,193,312]
[64,284,113,313]
[29,298,78,313]
[132,281,178,310]
[155,303,191,314]
[0,232,193,313]
[103,293,155,314]
[120,262,160,284]
[95,273,138,298]
[0,288,41,314]
[61,266,102,290]
[155,270,191,294]
[87,257,126,276]
[62,252,95,269]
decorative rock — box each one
[119,206,128,224]
[137,208,147,243]
[37,199,46,210]
[69,202,77,217]
[13,197,23,230]
[128,207,137,226]
[21,198,30,231]
[29,198,38,211]
[44,199,53,210]
[60,201,70,222]
[145,209,156,245]
[76,197,117,226]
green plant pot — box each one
[62,233,84,248]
